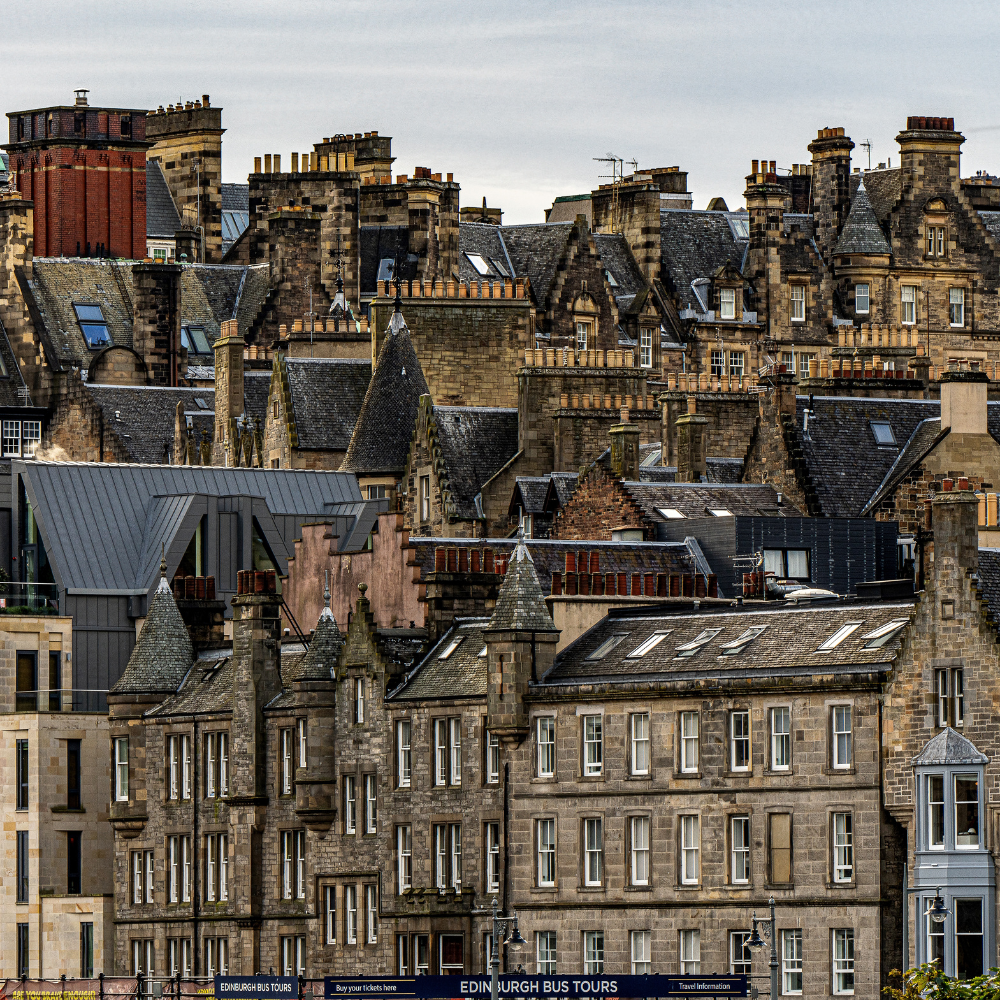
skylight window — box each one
[587,633,629,660]
[73,303,112,349]
[870,421,897,446]
[658,508,686,519]
[465,253,491,276]
[478,645,488,657]
[181,325,211,355]
[861,619,910,648]
[709,508,733,517]
[491,258,510,278]
[674,629,723,658]
[626,631,672,659]
[438,637,464,660]
[719,626,767,656]
[605,268,619,288]
[377,258,395,283]
[817,622,863,651]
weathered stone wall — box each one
[660,390,759,466]
[553,466,651,540]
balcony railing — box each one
[0,581,59,614]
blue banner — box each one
[216,978,300,1000]
[324,976,747,999]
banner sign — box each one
[216,979,299,1000]
[1,981,138,1000]
[325,976,747,999]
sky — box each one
[4,0,1000,224]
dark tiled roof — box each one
[432,406,518,519]
[659,210,747,308]
[111,578,194,695]
[796,396,940,517]
[850,169,902,223]
[0,317,30,405]
[706,457,744,483]
[244,372,272,425]
[458,224,512,283]
[286,606,343,681]
[977,548,1000,629]
[862,418,946,514]
[834,181,892,256]
[152,653,234,715]
[146,161,182,238]
[549,472,579,507]
[778,237,823,274]
[911,727,988,765]
[342,309,429,476]
[498,223,573,306]
[390,618,489,701]
[221,183,249,212]
[623,482,799,522]
[286,359,371,451]
[544,600,914,684]
[594,234,647,297]
[512,477,552,515]
[359,226,412,295]
[487,536,557,632]
[980,212,1000,242]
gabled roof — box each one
[430,405,518,519]
[623,482,800,522]
[285,358,371,451]
[862,417,947,514]
[850,169,902,223]
[497,223,574,307]
[593,233,648,298]
[14,461,362,596]
[911,728,988,766]
[146,161,182,239]
[390,618,490,701]
[111,576,194,695]
[486,535,557,632]
[659,210,748,309]
[286,605,343,682]
[834,179,892,256]
[511,477,552,517]
[544,600,913,684]
[342,307,429,477]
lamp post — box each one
[490,897,525,1000]
[747,897,779,1000]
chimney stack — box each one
[675,395,708,483]
[609,408,640,481]
[940,366,989,435]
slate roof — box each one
[543,600,914,684]
[458,224,512,283]
[14,461,362,596]
[0,317,30,405]
[432,406,518,519]
[980,212,1000,243]
[244,372,272,425]
[221,184,249,212]
[512,477,551,516]
[659,210,747,308]
[911,727,988,765]
[359,226,414,295]
[834,180,892,256]
[285,359,372,451]
[707,457,744,483]
[623,482,800,522]
[850,169,902,223]
[286,606,343,682]
[487,535,557,632]
[978,549,1000,631]
[342,308,429,476]
[794,396,940,517]
[862,418,947,514]
[594,234,648,298]
[146,161,182,238]
[498,223,573,307]
[390,618,489,701]
[111,577,194,695]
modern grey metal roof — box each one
[14,461,362,596]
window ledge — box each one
[530,886,559,893]
[578,774,605,782]
[826,881,856,890]
[625,774,652,782]
[724,770,753,779]
[530,776,557,784]
[624,884,652,892]
[676,771,703,780]
[823,766,857,777]
[51,805,86,813]
[767,882,795,890]
[577,886,606,894]
[674,884,702,891]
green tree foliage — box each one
[886,964,1000,1000]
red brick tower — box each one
[2,89,149,259]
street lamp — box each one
[925,889,950,924]
[490,897,525,1000]
[747,896,779,1000]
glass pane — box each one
[74,304,105,322]
[80,323,112,347]
[786,550,809,579]
[955,776,979,847]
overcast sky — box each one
[4,0,1000,224]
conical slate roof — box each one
[286,606,343,682]
[342,306,429,476]
[487,534,557,632]
[111,576,194,695]
[911,727,988,766]
[834,178,892,256]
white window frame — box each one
[630,815,650,886]
[219,833,228,901]
[281,727,293,795]
[144,850,154,904]
[168,736,179,800]
[537,818,556,886]
[486,729,500,784]
[344,775,356,835]
[928,774,945,849]
[782,929,803,995]
[206,732,217,798]
[219,732,229,796]
[449,717,462,785]
[771,707,791,770]
[731,710,750,771]
[486,822,501,893]
[583,714,603,776]
[537,716,556,777]
[435,719,448,786]
[833,928,855,995]
[420,476,431,522]
[855,283,870,315]
[631,712,650,775]
[631,930,651,974]
[365,773,377,834]
[398,825,412,893]
[297,717,307,768]
[576,321,589,353]
[729,351,745,380]
[281,831,293,899]
[206,834,216,902]
[681,814,700,884]
[115,737,129,802]
[680,711,699,773]
[711,349,726,378]
[950,287,965,327]
[955,773,981,849]
[181,835,191,902]
[295,829,306,898]
[584,930,604,974]
[366,884,378,944]
[450,823,462,889]
[720,287,737,320]
[345,884,357,944]
[354,677,365,724]
[833,706,852,768]
[325,886,336,943]
[2,420,20,458]
[537,930,557,974]
[397,719,411,787]
[680,928,701,974]
[180,734,191,800]
[22,421,40,458]
[640,328,653,367]
[834,813,853,883]
[731,931,752,975]
[901,285,917,326]
[584,817,603,886]
[790,285,806,322]
[731,815,750,884]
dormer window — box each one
[719,288,737,320]
[73,304,112,349]
[181,326,211,355]
[465,253,490,276]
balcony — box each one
[0,581,59,615]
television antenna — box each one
[594,152,637,234]
[860,140,872,170]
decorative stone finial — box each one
[324,570,331,609]
[358,582,368,595]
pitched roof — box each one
[623,482,800,522]
[110,576,194,695]
[497,223,574,306]
[512,477,552,516]
[980,211,1000,243]
[458,224,512,283]
[285,359,372,451]
[0,317,31,406]
[544,600,913,684]
[593,233,648,297]
[146,161,182,238]
[850,169,902,223]
[487,535,558,632]
[659,210,748,309]
[834,180,892,256]
[341,308,429,476]
[862,417,947,514]
[431,406,518,519]
[390,618,490,701]
[911,728,988,765]
[286,606,343,682]
[976,548,1000,629]
[243,372,272,425]
[221,183,249,212]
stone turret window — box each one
[855,283,870,315]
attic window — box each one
[195,398,209,410]
[181,326,211,355]
[720,287,737,320]
[626,630,672,658]
[674,629,723,658]
[466,253,491,276]
[817,622,863,651]
[870,421,896,446]
[478,645,487,657]
[719,626,767,656]
[72,304,112,349]
[658,508,686,519]
[709,508,733,517]
[586,633,629,660]
[605,269,618,288]
[491,259,510,278]
[861,619,910,648]
[377,258,395,283]
[438,637,464,660]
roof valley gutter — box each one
[497,230,516,292]
[231,267,248,320]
